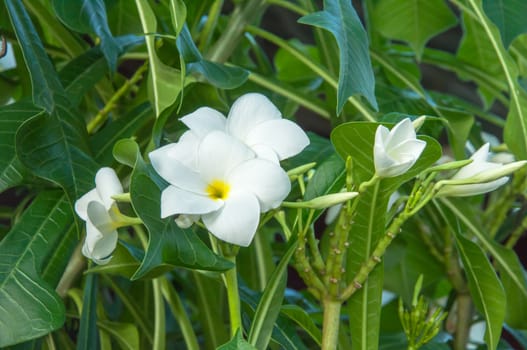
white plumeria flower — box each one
[179,93,310,163]
[437,143,525,197]
[374,118,426,177]
[74,167,123,265]
[150,130,291,246]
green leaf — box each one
[98,321,140,350]
[330,121,441,349]
[169,0,187,38]
[6,0,65,113]
[52,0,120,72]
[113,139,233,279]
[77,274,100,350]
[8,0,98,208]
[177,25,248,89]
[440,198,527,310]
[0,191,73,347]
[304,153,345,201]
[248,241,296,349]
[135,0,185,117]
[274,40,321,83]
[0,101,42,192]
[373,0,457,59]
[453,233,505,350]
[280,305,322,346]
[483,0,527,48]
[461,0,527,159]
[299,0,378,113]
[218,329,256,350]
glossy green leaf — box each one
[85,244,140,279]
[299,0,378,113]
[77,273,100,350]
[0,191,73,347]
[52,0,120,72]
[6,0,65,113]
[135,0,184,117]
[177,25,248,89]
[453,233,505,349]
[218,329,256,350]
[331,121,441,349]
[483,0,527,48]
[248,241,296,349]
[373,0,457,59]
[0,101,42,192]
[281,305,322,346]
[113,139,233,279]
[8,0,98,207]
[304,153,345,201]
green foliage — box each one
[2,0,527,349]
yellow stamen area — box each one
[206,179,230,200]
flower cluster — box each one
[149,93,309,246]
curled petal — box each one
[438,177,509,197]
[181,107,227,137]
[226,93,281,141]
[160,186,222,218]
[197,131,255,181]
[95,167,123,210]
[75,188,99,221]
[228,159,290,212]
[150,154,206,193]
[83,201,118,264]
[202,190,260,246]
[150,132,200,170]
[245,119,309,160]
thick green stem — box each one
[453,293,472,350]
[321,299,342,350]
[225,255,242,337]
[152,278,166,350]
[56,243,85,298]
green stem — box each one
[321,299,342,350]
[340,212,408,301]
[199,0,223,52]
[160,278,199,350]
[224,255,242,337]
[206,0,267,63]
[56,243,86,298]
[267,0,308,15]
[87,62,148,133]
[152,279,166,350]
[247,25,376,121]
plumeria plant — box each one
[1,1,527,350]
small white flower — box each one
[437,143,524,197]
[179,93,310,162]
[75,168,123,265]
[374,118,426,177]
[150,131,291,246]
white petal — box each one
[245,119,309,160]
[226,93,282,141]
[202,190,260,246]
[150,132,201,170]
[95,167,123,210]
[75,188,99,221]
[197,131,255,181]
[251,144,281,163]
[181,107,226,137]
[470,143,491,163]
[377,159,416,178]
[228,159,290,211]
[150,153,207,193]
[160,185,223,218]
[175,214,200,228]
[87,201,115,234]
[385,119,416,149]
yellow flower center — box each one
[206,179,230,200]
